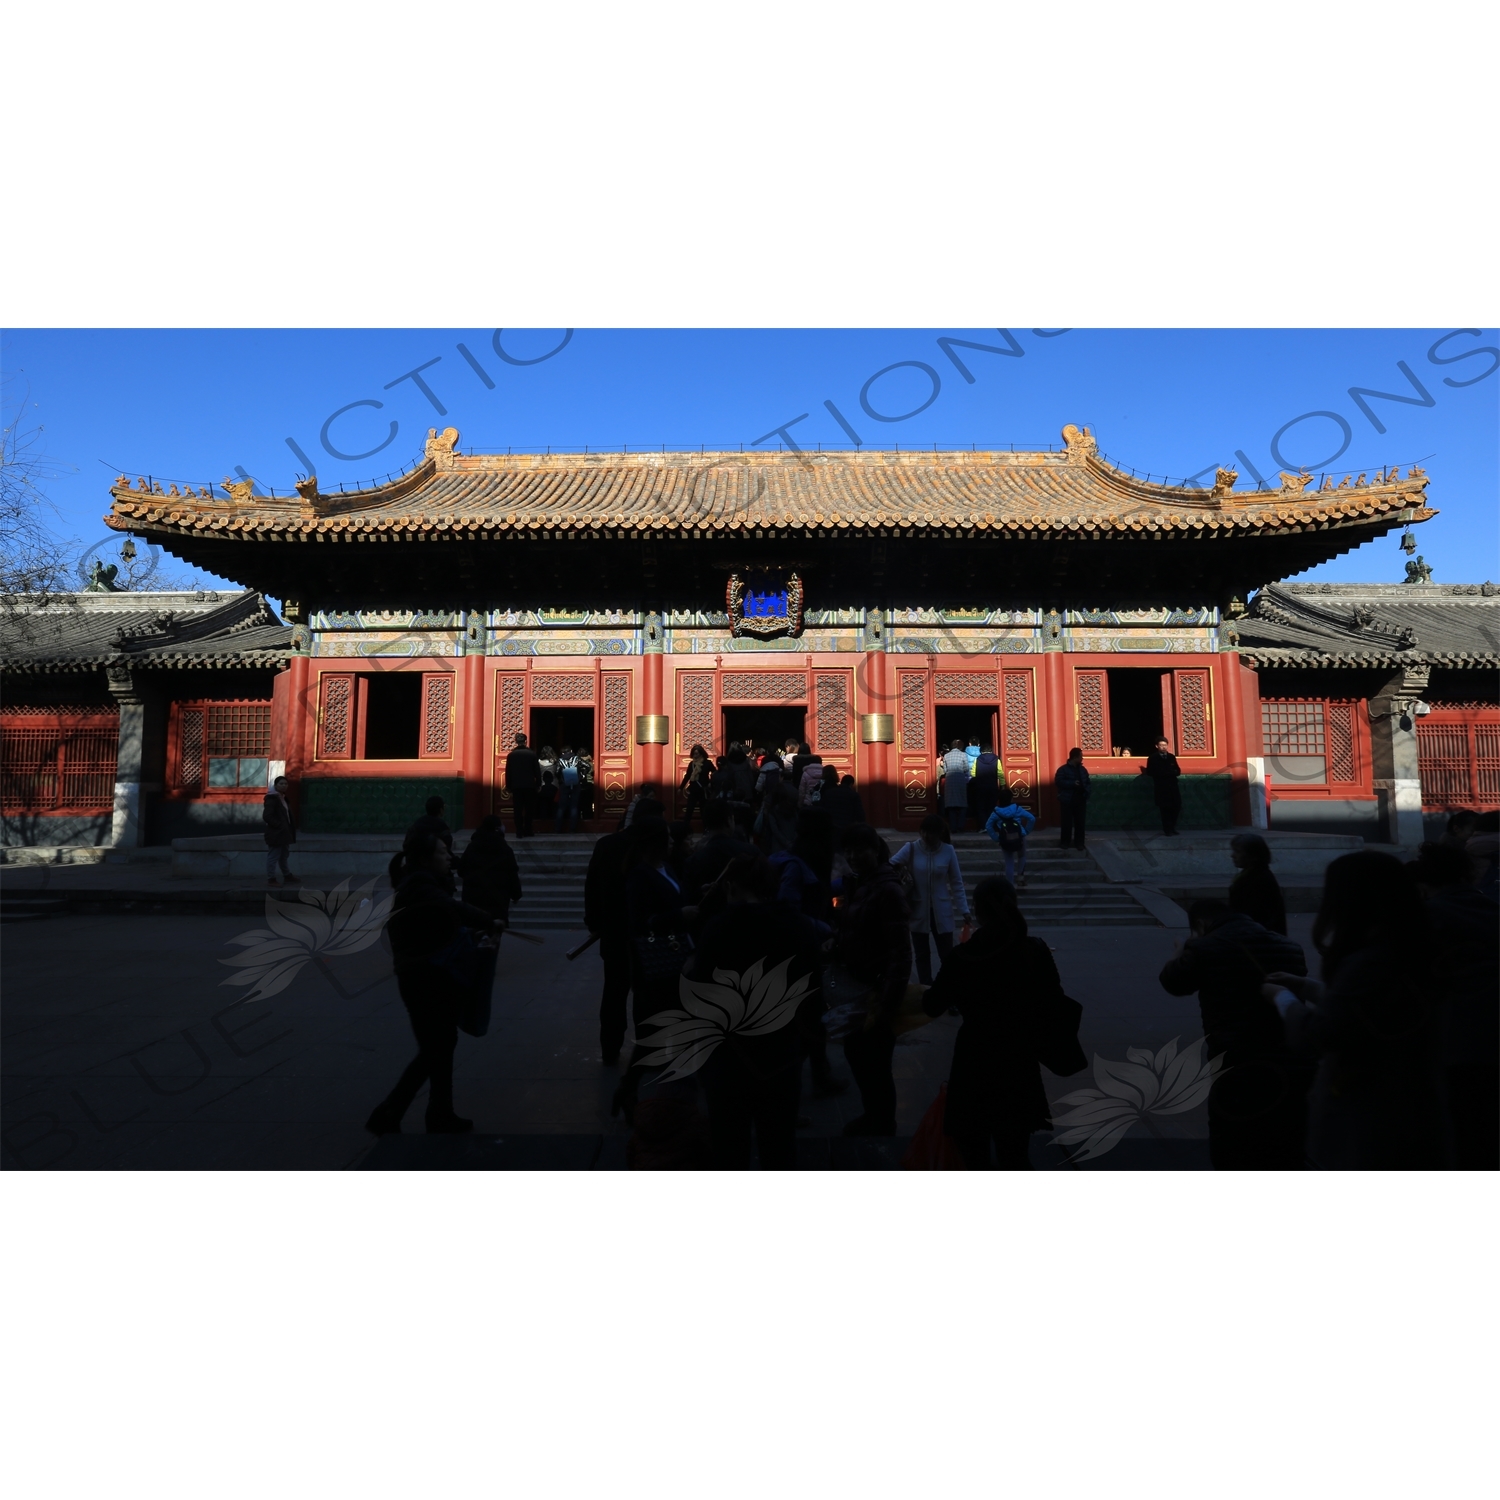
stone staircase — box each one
[507,838,598,931]
[503,832,1160,931]
[943,834,1158,927]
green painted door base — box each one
[1078,773,1232,830]
[299,777,467,834]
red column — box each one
[1220,652,1251,826]
[1041,650,1068,824]
[285,652,312,821]
[860,646,892,825]
[642,649,665,792]
[462,653,486,829]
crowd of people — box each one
[352,758,1499,1171]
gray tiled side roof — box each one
[0,590,292,669]
[1237,582,1500,667]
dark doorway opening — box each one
[529,707,594,759]
[934,706,998,757]
[722,706,805,757]
[362,672,422,759]
[1106,669,1166,757]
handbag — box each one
[430,928,500,1038]
[632,929,694,987]
[900,1085,966,1170]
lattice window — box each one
[1076,671,1107,754]
[318,674,355,760]
[497,674,527,755]
[421,674,453,757]
[180,709,204,790]
[813,674,849,754]
[680,673,717,752]
[1262,702,1325,755]
[530,673,595,702]
[199,701,272,789]
[933,672,996,701]
[898,672,927,752]
[207,703,271,757]
[602,674,631,754]
[0,721,119,813]
[1326,702,1356,783]
[720,671,805,701]
[1002,671,1032,754]
[1174,670,1210,754]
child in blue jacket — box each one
[984,794,1037,886]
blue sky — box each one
[7,327,1496,595]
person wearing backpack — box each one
[555,745,583,833]
[984,792,1037,886]
[971,741,1002,827]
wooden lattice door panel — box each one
[1074,669,1109,755]
[896,670,933,819]
[418,673,456,759]
[677,671,718,756]
[811,671,854,758]
[1171,668,1213,756]
[316,673,356,760]
[1418,716,1500,807]
[1000,668,1037,805]
[492,672,528,804]
[1477,724,1500,804]
[597,673,633,811]
[1417,722,1474,804]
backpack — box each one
[994,812,1025,850]
[560,756,580,787]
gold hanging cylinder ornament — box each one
[860,713,895,743]
[635,714,670,745]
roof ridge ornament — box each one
[1209,467,1239,508]
[1060,423,1096,463]
[1278,469,1313,495]
[425,426,461,468]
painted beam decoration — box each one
[727,570,805,640]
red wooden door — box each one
[419,672,456,760]
[316,672,356,760]
[1000,667,1037,806]
[1074,668,1109,755]
[492,671,527,808]
[1171,668,1213,756]
[896,669,933,824]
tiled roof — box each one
[1236,582,1500,667]
[105,424,1436,543]
[0,590,291,670]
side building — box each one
[1,589,290,847]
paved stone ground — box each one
[0,905,1318,1170]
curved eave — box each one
[1240,649,1499,669]
[0,650,291,671]
[105,504,1438,544]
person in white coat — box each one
[891,813,972,984]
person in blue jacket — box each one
[984,791,1037,886]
